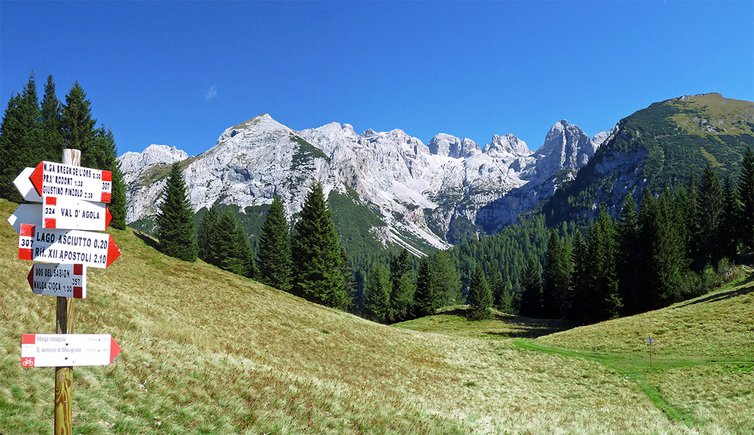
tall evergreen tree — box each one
[389,249,414,322]
[341,247,358,312]
[364,264,391,323]
[257,196,293,291]
[697,165,724,268]
[541,231,571,318]
[684,172,702,269]
[291,181,347,309]
[431,251,462,305]
[156,163,197,261]
[617,193,641,314]
[40,74,64,160]
[413,257,440,317]
[467,264,493,320]
[197,205,220,264]
[519,255,542,317]
[61,82,96,162]
[736,147,754,260]
[721,175,739,261]
[569,229,589,322]
[0,74,42,201]
[214,210,255,276]
[589,209,622,320]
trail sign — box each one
[8,203,42,233]
[42,196,111,231]
[28,263,87,299]
[18,224,121,269]
[13,167,42,202]
[30,161,112,203]
[21,334,121,368]
[9,201,111,233]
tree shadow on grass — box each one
[438,307,573,339]
[675,281,754,308]
[133,230,160,251]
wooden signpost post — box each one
[10,149,122,434]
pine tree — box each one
[197,205,220,264]
[736,147,754,260]
[291,181,347,309]
[590,209,622,320]
[721,175,739,261]
[569,229,589,322]
[213,210,254,276]
[542,231,571,318]
[413,257,439,317]
[431,251,462,306]
[364,264,391,323]
[468,264,493,320]
[257,197,292,291]
[40,75,64,161]
[519,255,542,317]
[156,163,197,261]
[389,249,414,322]
[0,74,42,201]
[697,165,724,267]
[684,172,702,269]
[61,82,96,162]
[617,193,641,314]
[341,247,358,312]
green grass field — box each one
[0,198,751,433]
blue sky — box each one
[1,1,753,156]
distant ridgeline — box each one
[544,93,754,224]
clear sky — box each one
[1,1,753,156]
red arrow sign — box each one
[27,263,87,299]
[30,161,112,203]
[42,196,112,231]
[18,224,121,269]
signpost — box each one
[9,200,112,233]
[30,161,112,203]
[9,149,122,434]
[28,264,87,299]
[646,336,656,369]
[21,334,121,368]
[17,223,120,268]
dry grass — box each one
[0,198,716,433]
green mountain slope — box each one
[544,93,754,223]
[0,198,687,433]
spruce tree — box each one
[569,229,588,322]
[213,210,255,276]
[197,205,220,264]
[590,209,622,320]
[389,249,414,322]
[617,193,641,314]
[468,264,493,320]
[291,181,347,309]
[0,74,42,201]
[61,82,96,163]
[341,247,358,312]
[364,264,391,323]
[40,75,64,161]
[519,255,542,317]
[431,251,462,306]
[156,163,197,261]
[697,165,724,267]
[542,231,571,318]
[257,197,292,291]
[684,172,702,269]
[413,257,439,317]
[736,147,754,259]
[721,175,739,260]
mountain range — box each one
[120,114,605,256]
[119,93,754,261]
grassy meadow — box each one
[0,198,751,433]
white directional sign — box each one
[42,196,111,231]
[8,203,42,233]
[18,224,121,269]
[30,161,112,203]
[13,167,42,202]
[28,263,87,299]
[21,334,121,368]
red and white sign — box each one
[13,167,42,202]
[42,196,111,231]
[8,204,42,233]
[18,224,121,269]
[28,263,87,299]
[30,161,112,203]
[21,334,121,367]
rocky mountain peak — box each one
[536,120,597,171]
[428,133,479,158]
[486,133,530,157]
